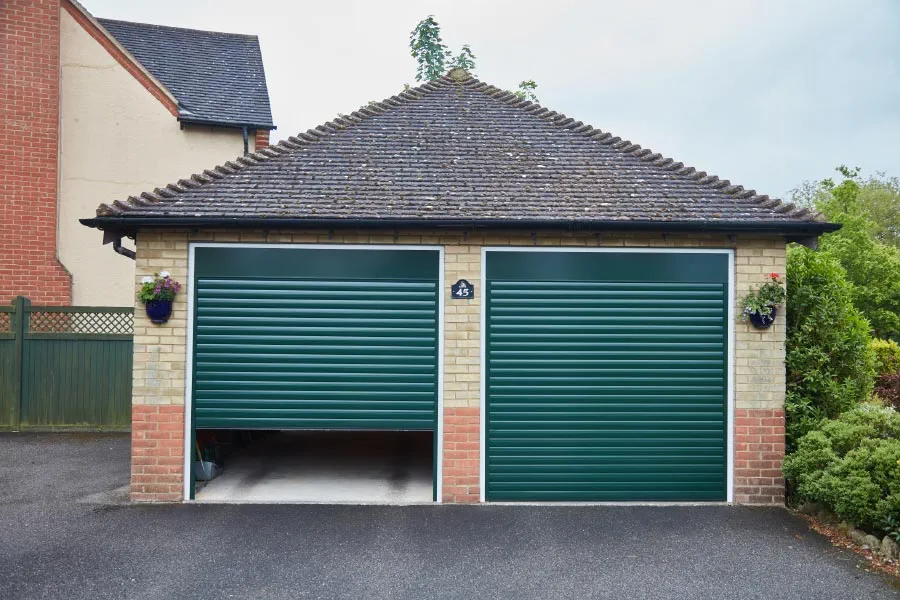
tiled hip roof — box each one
[82,69,834,235]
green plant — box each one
[785,247,875,450]
[740,272,786,319]
[409,16,451,82]
[783,404,900,532]
[137,271,182,303]
[408,16,538,100]
[872,338,900,376]
[884,515,900,543]
[451,44,476,71]
[792,167,900,341]
[514,80,539,103]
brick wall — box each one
[734,408,785,504]
[132,229,786,504]
[132,405,185,500]
[254,129,270,149]
[0,0,72,305]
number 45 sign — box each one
[451,279,474,300]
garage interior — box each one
[192,430,434,503]
[188,246,441,503]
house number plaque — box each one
[451,279,474,299]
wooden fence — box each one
[0,297,133,430]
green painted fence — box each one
[0,297,133,430]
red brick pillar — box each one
[0,0,72,305]
[442,407,480,502]
[131,405,185,502]
[734,408,785,504]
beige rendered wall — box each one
[129,229,787,503]
[58,10,251,307]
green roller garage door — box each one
[485,250,729,501]
[192,247,439,430]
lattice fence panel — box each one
[0,311,10,333]
[28,310,133,335]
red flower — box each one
[768,272,781,280]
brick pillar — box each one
[441,244,482,502]
[0,0,72,305]
[733,239,788,505]
[442,407,480,502]
[254,129,270,150]
[734,408,785,504]
[131,231,189,502]
[131,405,185,501]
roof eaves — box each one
[80,215,841,237]
[177,115,277,130]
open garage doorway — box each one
[192,430,434,503]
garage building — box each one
[82,69,836,504]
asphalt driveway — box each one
[0,433,897,600]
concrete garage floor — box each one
[194,430,434,503]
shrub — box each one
[875,374,900,410]
[785,247,875,451]
[871,338,900,376]
[783,404,900,532]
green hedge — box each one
[785,247,875,451]
[783,405,900,532]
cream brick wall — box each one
[132,229,786,413]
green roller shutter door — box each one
[486,251,729,502]
[192,247,439,430]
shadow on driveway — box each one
[1,433,897,600]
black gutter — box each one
[80,216,841,236]
[177,116,276,131]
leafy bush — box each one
[783,405,900,532]
[875,374,900,410]
[872,338,900,376]
[820,223,900,341]
[785,247,875,450]
[799,168,900,341]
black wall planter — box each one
[145,299,173,324]
[749,306,777,329]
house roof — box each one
[98,18,274,129]
[82,69,836,236]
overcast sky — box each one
[84,0,899,199]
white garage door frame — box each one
[183,242,446,502]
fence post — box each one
[10,296,29,429]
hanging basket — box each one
[145,299,173,324]
[748,305,777,329]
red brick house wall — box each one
[0,0,72,305]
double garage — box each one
[185,243,732,503]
